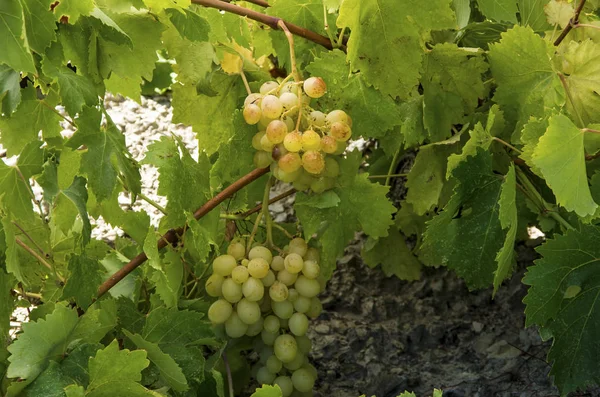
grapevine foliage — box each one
[0,0,599,396]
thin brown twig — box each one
[241,188,296,218]
[12,221,48,258]
[96,167,270,298]
[553,0,587,46]
[220,0,269,7]
[191,0,342,51]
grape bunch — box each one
[243,76,352,193]
[206,237,324,396]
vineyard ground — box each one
[47,95,596,397]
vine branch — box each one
[191,0,342,51]
[553,0,587,46]
[96,167,270,298]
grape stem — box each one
[367,173,409,179]
[240,69,252,96]
[221,188,296,220]
[385,149,403,186]
[246,212,264,254]
[553,0,587,46]
[574,23,600,31]
[492,137,522,154]
[261,176,275,248]
[277,20,305,132]
[222,352,235,397]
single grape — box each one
[241,258,250,267]
[271,144,288,161]
[227,241,246,260]
[269,281,289,302]
[274,334,298,363]
[252,132,265,151]
[244,93,262,106]
[296,335,312,354]
[301,260,320,279]
[278,152,302,173]
[323,157,340,178]
[330,121,352,141]
[294,275,321,298]
[243,103,262,125]
[261,95,283,119]
[260,81,279,95]
[271,256,285,272]
[242,277,265,301]
[267,120,288,144]
[302,151,325,174]
[283,351,305,371]
[304,247,320,262]
[260,133,276,151]
[306,296,323,318]
[205,274,224,297]
[222,278,243,303]
[303,363,318,379]
[274,376,294,397]
[292,170,316,192]
[284,253,304,274]
[261,328,278,345]
[208,299,233,324]
[248,258,270,278]
[258,113,275,130]
[288,237,308,257]
[249,246,273,264]
[212,255,237,277]
[309,110,326,127]
[280,92,299,110]
[262,270,276,287]
[277,269,298,286]
[292,368,316,392]
[303,77,327,98]
[283,115,296,131]
[325,109,349,125]
[293,295,311,313]
[287,288,299,303]
[310,177,335,194]
[301,130,321,151]
[264,315,280,333]
[254,151,273,168]
[256,366,277,385]
[320,135,338,154]
[276,167,303,183]
[231,266,249,284]
[225,311,248,338]
[289,312,309,336]
[237,298,262,325]
[283,131,303,152]
[272,300,294,319]
[280,81,296,94]
[245,316,264,336]
[266,355,283,373]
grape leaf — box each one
[60,343,103,388]
[454,0,471,29]
[161,344,205,384]
[45,175,92,245]
[305,50,401,139]
[21,0,58,53]
[22,360,72,396]
[519,117,548,177]
[167,8,209,42]
[87,339,149,391]
[421,149,505,289]
[446,123,494,178]
[523,225,600,394]
[362,225,421,281]
[532,114,598,217]
[65,385,85,397]
[493,163,517,295]
[123,330,188,392]
[337,0,456,99]
[142,307,215,347]
[476,0,518,22]
[0,271,15,351]
[62,254,104,310]
[384,95,426,152]
[150,249,183,309]
[250,385,282,397]
[0,0,36,73]
[559,39,600,125]
[544,0,573,27]
[0,65,22,114]
[0,158,36,223]
[89,8,132,47]
[518,0,552,31]
[52,0,94,23]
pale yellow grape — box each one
[205,274,224,297]
[326,109,349,125]
[252,132,265,150]
[289,312,309,336]
[302,260,320,279]
[272,300,294,319]
[212,255,237,276]
[280,92,299,110]
[283,116,295,131]
[277,269,298,286]
[303,77,327,98]
[260,81,279,95]
[237,298,262,325]
[283,131,303,152]
[295,275,321,298]
[284,253,304,274]
[280,81,295,93]
[257,366,277,385]
[307,297,323,318]
[330,121,352,141]
[320,135,338,154]
[274,334,298,363]
[208,299,232,324]
[264,315,280,333]
[266,120,288,144]
[244,93,262,106]
[311,177,335,194]
[293,295,311,313]
[323,157,340,178]
[269,281,289,302]
[258,113,275,130]
[301,130,321,151]
[288,288,299,302]
[243,104,261,125]
[261,95,283,119]
[249,246,273,263]
[289,238,308,257]
[271,256,285,272]
[309,110,326,127]
[245,316,264,336]
[266,355,283,373]
[263,270,276,287]
[276,167,302,183]
[227,241,246,260]
[302,151,325,174]
[260,133,275,151]
[253,151,272,168]
[296,335,312,354]
[242,277,264,301]
[278,152,302,173]
[241,258,250,267]
[231,266,249,284]
[292,368,315,392]
[222,278,243,303]
[261,328,278,345]
[248,258,270,278]
[283,352,304,371]
[225,311,248,338]
[274,376,294,397]
[304,247,320,263]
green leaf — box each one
[446,122,493,177]
[523,225,600,394]
[60,343,103,388]
[150,249,183,309]
[493,164,517,295]
[381,95,426,152]
[142,307,214,347]
[51,176,92,245]
[52,0,94,23]
[123,330,188,392]
[532,114,598,217]
[0,160,36,223]
[23,360,71,397]
[518,0,552,31]
[64,385,85,397]
[0,65,22,114]
[87,339,149,391]
[0,270,15,349]
[250,384,282,397]
[62,254,104,309]
[306,50,401,139]
[167,8,209,42]
[476,0,518,22]
[337,0,456,99]
[0,0,36,73]
[21,0,58,53]
[421,149,505,289]
[362,225,421,281]
[519,117,548,177]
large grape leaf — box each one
[559,39,600,126]
[0,0,36,73]
[142,307,215,348]
[476,0,518,22]
[493,163,517,295]
[421,149,505,289]
[532,114,598,217]
[305,50,401,139]
[523,225,600,394]
[21,0,57,53]
[0,157,37,223]
[337,0,456,99]
[166,8,210,42]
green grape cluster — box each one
[206,237,324,396]
[242,76,352,193]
